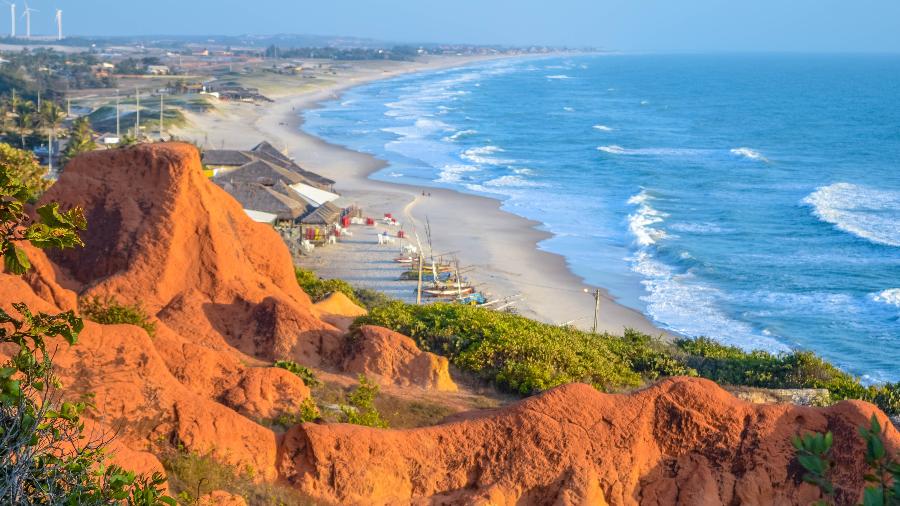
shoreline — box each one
[173,55,671,337]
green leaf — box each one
[798,455,824,474]
[4,244,31,274]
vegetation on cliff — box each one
[794,415,899,505]
[353,299,900,414]
[0,154,172,503]
[80,296,157,337]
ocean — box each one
[302,54,900,383]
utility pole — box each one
[584,288,602,334]
[159,92,164,140]
[416,250,424,305]
[66,97,71,117]
[115,90,120,137]
[135,88,140,139]
[48,129,53,175]
[36,89,40,109]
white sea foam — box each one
[436,164,478,183]
[623,192,788,351]
[640,100,650,105]
[484,175,542,188]
[546,74,572,80]
[730,147,769,162]
[461,145,511,166]
[669,222,725,234]
[563,106,575,112]
[802,182,900,247]
[387,172,404,178]
[598,145,627,155]
[598,145,705,157]
[443,129,477,142]
[629,252,790,351]
[626,190,668,246]
[871,289,900,308]
[592,125,614,132]
[512,167,535,175]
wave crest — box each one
[802,182,900,247]
[730,147,769,162]
[871,289,900,308]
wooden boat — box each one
[423,285,475,298]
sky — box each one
[13,0,900,53]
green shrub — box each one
[352,286,395,311]
[340,375,387,428]
[273,360,321,388]
[355,301,671,394]
[80,296,156,337]
[793,415,900,506]
[295,267,362,306]
[871,383,900,416]
[161,449,314,505]
[273,398,321,429]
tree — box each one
[0,152,174,504]
[63,116,97,165]
[0,143,51,198]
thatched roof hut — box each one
[215,159,309,187]
[300,201,341,226]
[220,181,311,221]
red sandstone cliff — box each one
[1,143,896,505]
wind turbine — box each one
[2,2,14,38]
[54,9,61,40]
[21,1,35,40]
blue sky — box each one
[15,0,900,52]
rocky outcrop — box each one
[2,143,336,479]
[4,144,899,505]
[279,377,900,505]
[314,292,368,333]
[341,325,457,391]
[39,143,341,364]
[198,491,247,506]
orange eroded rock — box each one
[341,325,458,391]
[313,291,368,333]
[39,143,341,364]
[279,377,900,506]
[198,491,247,506]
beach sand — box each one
[172,56,669,337]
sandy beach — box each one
[172,55,669,337]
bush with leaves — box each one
[273,360,321,388]
[340,375,387,428]
[355,301,689,394]
[0,152,173,504]
[0,143,50,199]
[274,398,322,429]
[62,116,97,165]
[294,267,363,306]
[793,415,899,505]
[676,337,898,415]
[80,296,157,338]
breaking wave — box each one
[593,124,614,132]
[730,147,769,162]
[461,145,511,166]
[802,182,900,247]
[871,289,900,308]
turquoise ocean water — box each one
[303,54,900,382]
